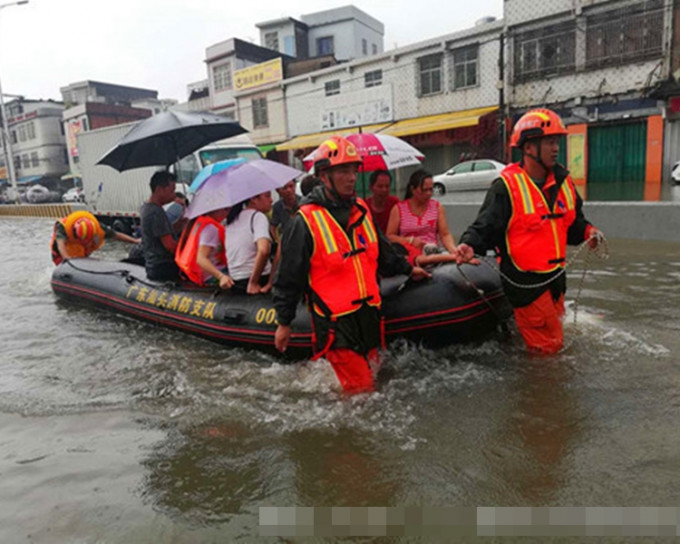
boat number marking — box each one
[255,308,276,325]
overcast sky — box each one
[0,0,502,103]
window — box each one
[176,153,200,184]
[586,0,663,69]
[63,149,69,165]
[14,156,20,171]
[372,44,378,55]
[213,62,232,91]
[362,38,368,55]
[317,36,334,56]
[26,122,35,140]
[18,126,26,142]
[30,152,39,167]
[452,162,474,174]
[513,22,576,82]
[418,54,443,96]
[22,154,29,168]
[452,45,478,89]
[252,97,268,128]
[10,131,16,144]
[82,117,89,132]
[325,79,341,96]
[364,69,382,88]
[265,31,279,51]
[473,161,494,171]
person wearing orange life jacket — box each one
[456,108,604,354]
[175,208,234,289]
[272,136,430,394]
[51,210,139,265]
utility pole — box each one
[497,32,506,163]
[0,0,29,204]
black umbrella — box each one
[97,111,248,172]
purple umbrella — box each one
[185,159,301,220]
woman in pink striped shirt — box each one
[385,169,459,267]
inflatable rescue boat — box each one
[51,258,512,358]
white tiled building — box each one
[1,99,68,186]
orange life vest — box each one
[175,215,227,286]
[50,211,105,265]
[501,163,577,273]
[299,198,381,319]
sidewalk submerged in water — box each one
[443,201,680,242]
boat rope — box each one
[468,232,609,325]
[62,259,177,290]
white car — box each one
[26,184,61,204]
[671,162,680,185]
[62,187,85,203]
[432,159,506,196]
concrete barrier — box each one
[442,201,680,242]
[0,203,87,218]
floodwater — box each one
[1,217,680,542]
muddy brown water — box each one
[1,217,679,542]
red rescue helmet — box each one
[510,108,567,148]
[73,216,97,242]
[313,136,362,172]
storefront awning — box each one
[61,173,81,181]
[380,106,498,138]
[276,122,392,151]
[276,106,498,151]
[258,143,279,155]
[17,175,43,184]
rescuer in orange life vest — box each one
[273,136,430,394]
[51,210,139,265]
[456,108,604,354]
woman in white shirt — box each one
[225,191,275,295]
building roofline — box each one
[256,16,307,30]
[281,18,504,85]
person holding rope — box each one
[273,136,429,394]
[456,108,603,354]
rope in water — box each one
[463,232,609,325]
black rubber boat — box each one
[51,258,512,358]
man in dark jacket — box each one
[273,136,428,393]
[457,108,603,354]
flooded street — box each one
[1,217,680,542]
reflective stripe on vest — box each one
[175,215,226,286]
[501,163,577,273]
[299,198,381,318]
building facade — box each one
[60,81,158,176]
[505,0,673,201]
[205,38,290,118]
[256,6,384,61]
[0,98,68,188]
[277,18,504,189]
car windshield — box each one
[199,147,262,167]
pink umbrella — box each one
[303,133,424,172]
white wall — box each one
[8,105,67,178]
[284,21,502,137]
[505,0,614,27]
[507,0,672,107]
[258,21,298,56]
[236,87,287,145]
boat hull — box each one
[51,258,512,358]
